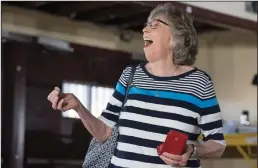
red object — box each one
[157,130,188,155]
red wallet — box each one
[157,130,188,155]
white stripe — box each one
[126,99,200,118]
[134,79,207,91]
[186,74,209,83]
[119,77,127,86]
[133,78,207,89]
[103,110,119,116]
[120,112,200,134]
[183,77,208,86]
[119,79,127,87]
[202,127,224,137]
[111,156,199,168]
[109,96,123,107]
[116,142,199,157]
[120,127,166,142]
[134,77,207,88]
[187,140,198,145]
[98,115,116,128]
[204,89,215,95]
[111,156,172,168]
[117,142,158,156]
[189,71,209,78]
[202,95,215,99]
[203,92,215,99]
[133,85,210,100]
[200,113,221,124]
[120,127,199,145]
[135,82,206,96]
[213,140,226,146]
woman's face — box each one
[142,15,173,63]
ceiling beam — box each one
[52,2,116,16]
[2,1,51,9]
[131,1,257,33]
[2,5,144,53]
[78,4,147,23]
[27,2,50,7]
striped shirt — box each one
[99,63,225,168]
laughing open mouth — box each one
[144,39,153,47]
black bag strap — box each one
[122,65,136,109]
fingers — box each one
[160,155,183,167]
[47,86,66,111]
[52,96,59,110]
[160,155,172,165]
[47,87,60,102]
[54,86,60,91]
[58,92,66,99]
[47,87,76,112]
[163,153,181,161]
[57,98,64,111]
[160,153,186,167]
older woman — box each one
[47,3,226,168]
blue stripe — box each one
[128,87,218,108]
[115,82,126,96]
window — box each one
[61,82,114,118]
[245,2,258,13]
[91,86,114,118]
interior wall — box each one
[181,2,257,22]
[195,30,257,168]
[196,30,257,124]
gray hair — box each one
[148,3,198,66]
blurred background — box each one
[1,1,257,168]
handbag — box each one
[82,65,136,168]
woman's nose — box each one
[142,26,151,34]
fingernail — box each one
[54,87,60,91]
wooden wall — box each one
[2,41,140,167]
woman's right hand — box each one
[47,86,81,112]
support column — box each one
[2,42,27,168]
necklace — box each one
[148,65,179,97]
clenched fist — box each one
[47,86,81,112]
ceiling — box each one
[2,1,228,34]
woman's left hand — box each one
[160,145,193,167]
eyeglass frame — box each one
[143,18,191,46]
[144,19,169,29]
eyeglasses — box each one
[144,19,169,29]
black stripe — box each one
[113,90,125,102]
[128,94,202,115]
[203,133,225,141]
[119,119,200,141]
[113,149,201,167]
[114,149,164,164]
[201,105,221,116]
[186,159,201,167]
[200,120,223,131]
[106,103,121,113]
[101,113,119,123]
[118,135,162,148]
[124,106,199,126]
[108,164,126,168]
